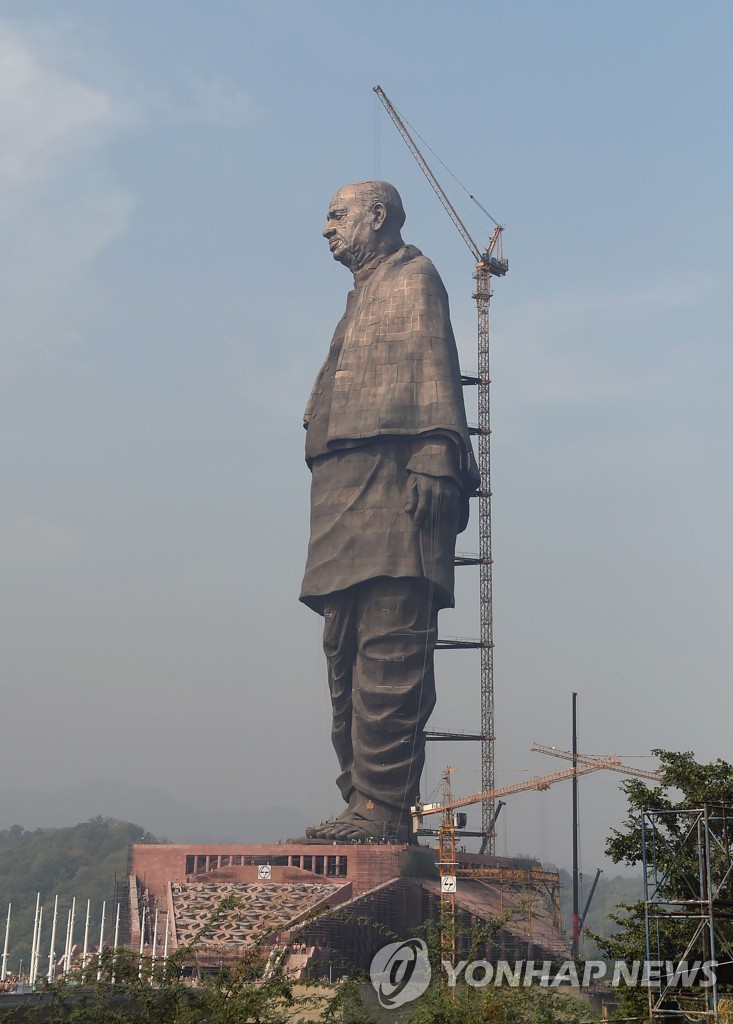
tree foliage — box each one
[403,983,592,1024]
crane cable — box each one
[373,91,381,179]
[392,105,502,230]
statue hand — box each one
[404,473,460,529]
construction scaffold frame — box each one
[642,803,733,1023]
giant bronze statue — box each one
[300,181,478,843]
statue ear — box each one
[371,202,388,231]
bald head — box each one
[323,180,405,273]
[351,181,406,230]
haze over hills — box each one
[0,779,309,844]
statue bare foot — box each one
[293,795,411,844]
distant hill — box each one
[556,867,643,957]
[0,778,309,844]
[0,818,158,976]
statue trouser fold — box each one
[306,576,437,842]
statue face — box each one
[322,186,376,272]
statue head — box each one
[323,181,405,273]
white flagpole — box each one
[96,902,106,982]
[162,910,169,963]
[63,897,76,976]
[29,894,40,984]
[31,905,43,985]
[110,903,120,985]
[81,899,91,982]
[150,907,159,985]
[62,908,71,976]
[1,903,10,982]
[36,906,44,984]
[138,905,146,981]
[29,897,40,983]
[47,896,58,984]
[69,897,76,973]
[29,907,36,984]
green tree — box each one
[404,978,592,1024]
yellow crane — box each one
[412,751,661,958]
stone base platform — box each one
[125,841,569,973]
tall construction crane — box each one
[374,85,508,854]
[412,752,661,957]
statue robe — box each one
[300,244,478,613]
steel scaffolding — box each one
[642,803,733,1023]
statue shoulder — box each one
[389,245,447,293]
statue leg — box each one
[325,576,438,842]
[322,592,358,805]
[302,589,362,839]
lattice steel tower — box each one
[474,254,505,853]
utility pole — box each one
[572,692,580,957]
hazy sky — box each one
[1,1,731,877]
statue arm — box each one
[404,435,461,529]
[398,264,472,531]
[406,434,462,486]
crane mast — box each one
[374,85,507,853]
[475,256,496,853]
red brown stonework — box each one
[130,841,408,902]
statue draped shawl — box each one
[304,244,479,492]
